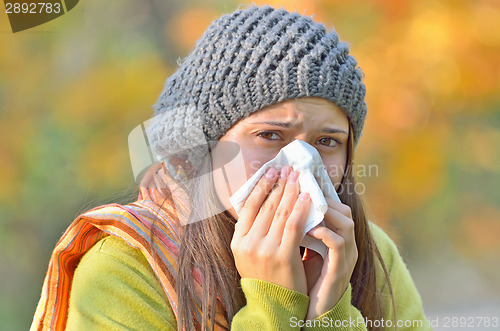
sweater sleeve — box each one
[230,278,310,330]
[66,236,177,331]
[300,221,431,330]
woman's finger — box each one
[306,225,346,251]
[325,197,352,219]
[248,166,291,237]
[234,167,279,237]
[267,169,299,243]
[280,191,311,249]
[321,206,355,237]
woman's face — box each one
[211,97,349,218]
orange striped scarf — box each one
[30,166,229,330]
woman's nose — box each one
[292,134,310,145]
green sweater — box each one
[66,222,431,330]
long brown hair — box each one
[158,124,395,331]
[338,125,396,329]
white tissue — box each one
[229,139,341,259]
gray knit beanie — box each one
[147,5,367,172]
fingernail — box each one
[280,166,291,179]
[265,167,277,179]
[299,192,309,201]
[288,171,298,183]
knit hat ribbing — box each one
[148,5,367,167]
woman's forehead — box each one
[243,97,349,128]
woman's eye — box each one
[257,131,281,140]
[317,137,340,147]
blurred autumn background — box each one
[1,0,499,329]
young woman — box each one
[31,5,431,331]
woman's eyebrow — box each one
[322,127,348,135]
[249,121,297,128]
[250,121,348,135]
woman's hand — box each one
[302,197,358,320]
[231,166,312,295]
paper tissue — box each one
[229,139,341,259]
